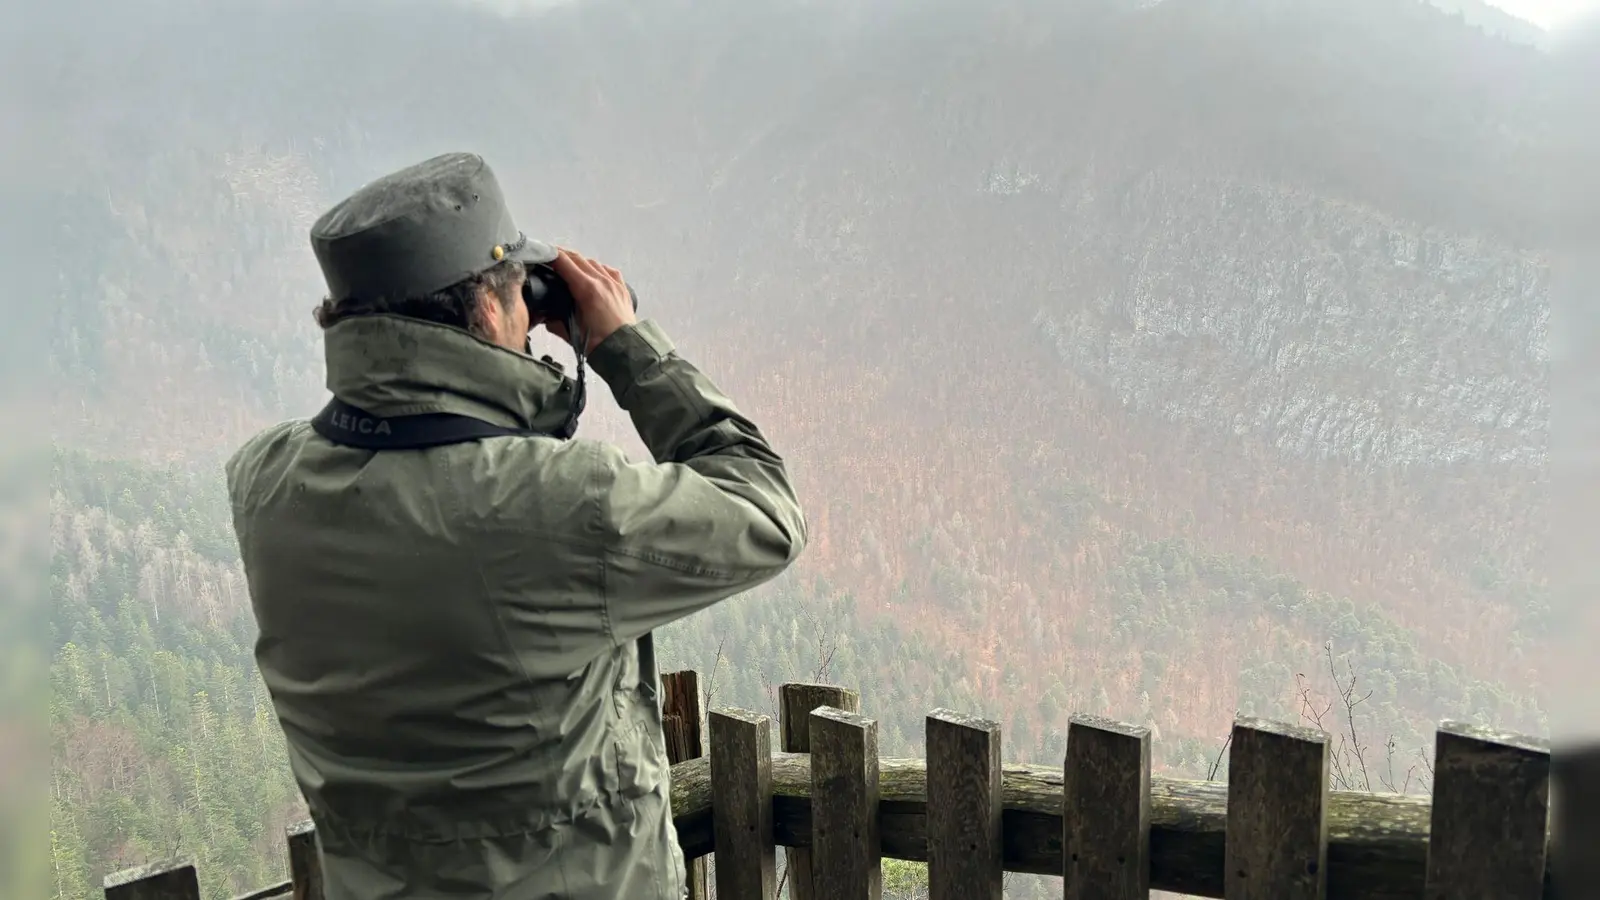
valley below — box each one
[33,0,1559,896]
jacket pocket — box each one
[614,691,670,799]
[611,652,669,800]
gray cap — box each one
[309,152,558,301]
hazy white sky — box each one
[467,0,1597,30]
[1487,0,1597,28]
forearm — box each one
[587,320,806,551]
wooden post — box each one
[780,682,862,899]
[1553,742,1600,900]
[103,859,200,900]
[810,705,882,900]
[1424,721,1550,899]
[287,820,324,900]
[926,709,1004,900]
[1063,714,1151,900]
[662,669,708,900]
[662,670,704,763]
[710,708,777,898]
[1225,716,1330,900]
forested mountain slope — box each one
[30,0,1555,895]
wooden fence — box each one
[103,671,1600,900]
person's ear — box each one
[478,288,503,327]
[472,286,513,345]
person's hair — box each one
[314,259,526,338]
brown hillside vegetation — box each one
[45,0,1549,741]
[36,0,1558,893]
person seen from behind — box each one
[224,152,807,900]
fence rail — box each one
[102,671,1597,900]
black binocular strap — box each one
[310,397,536,450]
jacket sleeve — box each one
[584,320,807,646]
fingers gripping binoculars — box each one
[521,264,639,441]
[521,264,639,330]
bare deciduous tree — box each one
[1211,641,1433,796]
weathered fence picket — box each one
[811,705,882,900]
[1225,717,1330,900]
[780,682,862,900]
[104,859,201,900]
[100,670,1593,900]
[1423,721,1551,899]
[709,707,777,897]
[1063,714,1151,900]
[285,820,323,900]
[661,669,709,900]
[926,708,1004,900]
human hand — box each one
[544,247,638,354]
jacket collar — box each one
[322,314,575,434]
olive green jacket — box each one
[225,314,806,899]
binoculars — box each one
[522,263,639,328]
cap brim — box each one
[510,236,559,266]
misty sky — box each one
[460,0,1596,32]
[482,0,1593,30]
[1488,0,1595,27]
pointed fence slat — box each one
[662,670,710,900]
[1424,721,1550,899]
[811,705,882,900]
[1063,714,1151,899]
[287,820,324,900]
[1225,717,1330,900]
[710,707,777,898]
[926,709,1004,900]
[104,859,201,900]
[780,682,862,900]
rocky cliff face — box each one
[1029,167,1548,469]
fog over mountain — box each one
[22,0,1589,896]
[1429,0,1550,42]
